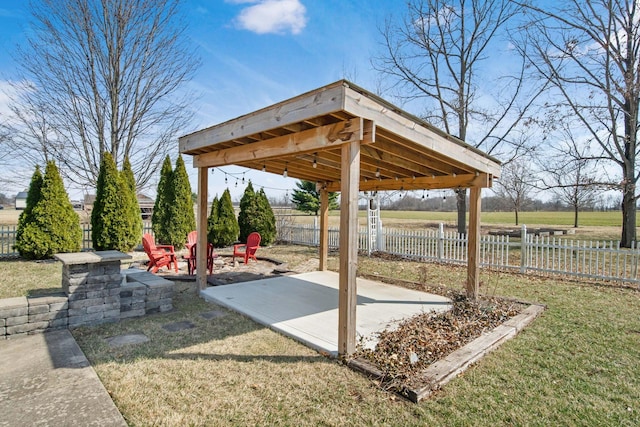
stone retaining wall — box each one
[1,251,174,339]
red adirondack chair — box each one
[184,242,217,275]
[142,233,178,273]
[233,232,261,264]
[186,230,197,251]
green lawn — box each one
[2,246,636,426]
[376,210,627,227]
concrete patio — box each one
[200,271,452,356]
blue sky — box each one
[0,0,406,202]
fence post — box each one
[437,223,444,261]
[377,220,385,252]
[520,224,527,274]
[313,216,319,245]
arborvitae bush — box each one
[164,155,195,249]
[152,156,173,244]
[15,166,43,257]
[255,188,277,245]
[16,161,81,259]
[211,189,239,247]
[121,157,143,251]
[238,181,259,243]
[207,195,219,244]
[91,152,130,251]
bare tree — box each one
[537,118,600,228]
[493,158,537,225]
[518,0,640,246]
[6,0,200,189]
[374,0,542,234]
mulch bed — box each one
[352,277,526,396]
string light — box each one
[375,168,380,178]
[313,153,317,168]
[212,167,294,194]
[283,163,288,178]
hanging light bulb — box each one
[375,168,380,178]
[262,163,266,172]
[242,176,245,184]
[224,176,228,184]
[283,163,288,178]
[313,153,317,168]
[235,179,238,188]
[422,190,425,199]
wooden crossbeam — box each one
[193,118,371,168]
[325,173,491,192]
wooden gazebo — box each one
[179,80,501,357]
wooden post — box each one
[319,185,329,271]
[197,167,208,291]
[467,186,481,299]
[338,139,360,357]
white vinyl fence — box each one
[277,223,640,286]
[3,220,639,285]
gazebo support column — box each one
[338,140,360,357]
[319,186,329,271]
[197,167,209,291]
[466,186,481,299]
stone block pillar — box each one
[54,251,131,328]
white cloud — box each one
[232,0,307,35]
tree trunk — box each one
[515,209,519,226]
[573,204,579,228]
[456,189,467,234]
[620,182,636,248]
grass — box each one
[0,258,62,298]
[376,210,628,227]
[2,246,639,425]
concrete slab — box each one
[0,329,126,427]
[200,271,452,356]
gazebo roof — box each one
[179,80,500,192]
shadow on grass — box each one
[72,281,330,368]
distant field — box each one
[286,209,627,227]
[285,209,633,241]
[376,210,628,227]
[0,208,90,225]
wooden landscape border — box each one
[348,303,546,403]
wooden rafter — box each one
[325,173,492,192]
[194,118,366,168]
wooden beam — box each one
[180,82,346,154]
[193,118,367,168]
[319,184,329,271]
[342,85,501,178]
[338,139,360,357]
[466,186,481,299]
[197,167,209,291]
[326,173,491,192]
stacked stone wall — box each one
[2,251,174,339]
